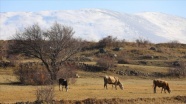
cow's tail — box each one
[58,79,60,91]
[104,75,107,83]
[153,79,155,87]
[153,79,157,93]
[103,75,108,89]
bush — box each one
[135,38,151,47]
[35,86,54,103]
[169,61,186,77]
[97,36,124,48]
[14,62,51,85]
[96,56,116,70]
[117,54,131,64]
[167,40,180,48]
[139,55,154,60]
[118,59,130,64]
[81,41,97,51]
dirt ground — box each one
[58,96,186,104]
[0,77,186,104]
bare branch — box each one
[10,22,82,80]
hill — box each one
[1,39,186,103]
[1,9,186,43]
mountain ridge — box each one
[1,9,186,43]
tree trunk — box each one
[50,65,59,80]
[51,72,57,80]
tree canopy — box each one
[10,22,82,80]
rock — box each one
[149,47,157,51]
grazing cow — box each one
[153,79,171,93]
[59,78,68,92]
[104,75,123,90]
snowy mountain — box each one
[1,9,186,43]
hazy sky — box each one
[0,0,186,18]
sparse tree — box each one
[135,38,151,47]
[10,22,82,80]
[97,36,124,48]
[98,36,117,48]
[167,40,180,48]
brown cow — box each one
[153,79,171,93]
[104,75,123,90]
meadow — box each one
[0,69,186,103]
[1,39,186,103]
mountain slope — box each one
[0,9,186,43]
[136,12,186,43]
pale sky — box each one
[0,0,186,18]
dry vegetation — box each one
[1,37,186,103]
[0,73,186,103]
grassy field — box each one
[0,72,186,103]
[1,40,186,103]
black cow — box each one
[59,78,68,92]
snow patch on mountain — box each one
[136,12,186,43]
[0,9,186,43]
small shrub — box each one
[81,41,97,51]
[14,63,51,85]
[139,55,154,60]
[113,47,123,51]
[116,51,132,64]
[97,36,124,48]
[135,38,151,47]
[168,61,186,77]
[35,86,54,103]
[96,56,116,70]
[167,40,180,48]
[118,59,130,64]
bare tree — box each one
[97,36,124,48]
[10,22,82,80]
[98,36,117,48]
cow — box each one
[59,78,68,92]
[153,79,171,93]
[104,75,124,90]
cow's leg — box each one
[161,87,163,93]
[104,78,107,89]
[65,86,68,92]
[164,87,166,93]
[104,83,107,89]
[59,84,61,91]
[115,84,117,90]
[154,86,156,93]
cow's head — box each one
[166,84,171,93]
[119,83,124,90]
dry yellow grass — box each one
[0,77,186,103]
[119,64,169,73]
[55,78,186,100]
[0,85,36,103]
[79,62,169,73]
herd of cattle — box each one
[58,76,171,94]
[15,62,171,93]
